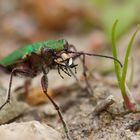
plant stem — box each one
[121,83,136,112]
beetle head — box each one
[54,52,77,68]
[52,39,77,67]
[58,39,123,68]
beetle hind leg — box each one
[0,67,36,110]
[0,68,17,110]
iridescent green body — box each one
[0,39,72,140]
[0,40,65,67]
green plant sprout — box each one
[128,57,134,89]
[111,20,139,112]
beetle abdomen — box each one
[0,43,42,67]
[0,39,65,67]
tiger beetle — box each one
[0,39,122,140]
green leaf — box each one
[128,57,134,89]
[121,27,139,93]
[111,20,121,84]
[103,3,137,39]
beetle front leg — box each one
[81,53,94,96]
[41,66,71,140]
[69,45,94,95]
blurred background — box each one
[0,0,140,58]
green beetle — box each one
[0,39,122,140]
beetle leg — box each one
[81,53,94,96]
[24,79,31,97]
[55,62,72,77]
[74,65,77,74]
[66,65,79,82]
[0,67,35,110]
[68,45,94,95]
[14,79,31,101]
[0,69,15,110]
[59,65,72,77]
[57,64,64,79]
[41,66,71,140]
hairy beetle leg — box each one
[0,67,35,110]
[81,54,94,95]
[41,66,71,140]
[69,45,94,95]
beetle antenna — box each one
[68,51,123,67]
